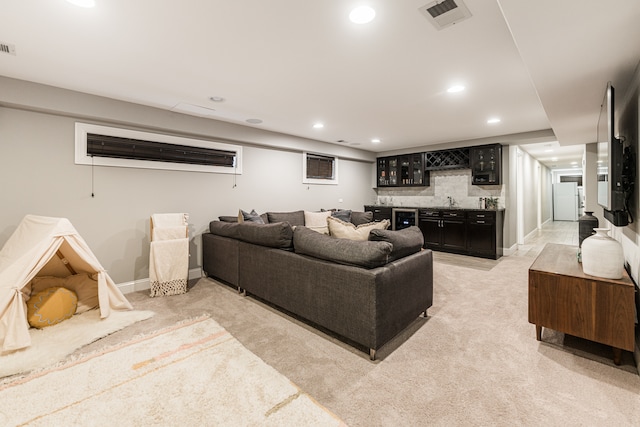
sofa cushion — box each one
[218,216,238,223]
[327,216,390,241]
[237,222,293,249]
[210,221,241,239]
[293,226,391,268]
[351,211,374,226]
[369,226,424,261]
[267,210,305,226]
[304,210,331,234]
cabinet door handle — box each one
[476,214,485,218]
[476,220,485,224]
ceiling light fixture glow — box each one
[66,0,95,7]
[487,118,501,124]
[447,85,465,93]
[349,6,376,24]
[371,138,381,143]
[313,123,324,129]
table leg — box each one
[535,325,542,341]
[612,348,622,365]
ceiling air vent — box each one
[0,42,16,56]
[419,0,472,30]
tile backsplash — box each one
[374,169,505,209]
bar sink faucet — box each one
[447,196,456,208]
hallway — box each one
[513,220,579,258]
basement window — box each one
[303,152,338,185]
[74,123,242,174]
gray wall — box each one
[0,79,376,285]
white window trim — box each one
[302,151,339,185]
[74,122,243,174]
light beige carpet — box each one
[0,316,345,426]
[0,309,154,380]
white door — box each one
[553,182,579,221]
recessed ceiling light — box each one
[246,118,262,124]
[544,149,553,153]
[371,138,381,144]
[571,161,578,165]
[313,123,324,129]
[487,118,501,124]
[551,157,558,161]
[349,6,376,24]
[66,0,95,7]
[209,96,225,102]
[447,85,465,93]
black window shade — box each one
[86,133,236,167]
[306,154,334,179]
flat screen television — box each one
[596,82,626,214]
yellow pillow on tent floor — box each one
[27,287,78,329]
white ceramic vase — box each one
[581,228,624,279]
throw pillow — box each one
[331,209,352,222]
[27,287,78,329]
[369,226,424,261]
[31,274,98,314]
[351,211,374,226]
[327,216,390,241]
[63,273,99,314]
[30,276,65,294]
[218,216,238,223]
[238,209,265,224]
[304,210,331,234]
[266,210,305,226]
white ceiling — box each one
[1,0,639,169]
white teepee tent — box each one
[0,215,133,352]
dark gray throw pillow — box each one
[218,216,238,223]
[369,226,424,261]
[293,226,391,269]
[351,211,374,226]
[331,209,352,222]
[240,209,265,224]
[267,210,305,226]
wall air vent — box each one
[0,42,16,56]
[418,0,472,30]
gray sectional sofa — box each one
[201,210,433,360]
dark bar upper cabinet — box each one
[470,144,502,185]
[377,155,428,187]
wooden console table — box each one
[528,243,636,365]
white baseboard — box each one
[117,268,203,294]
[503,243,519,256]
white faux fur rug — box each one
[0,309,154,379]
[0,316,345,426]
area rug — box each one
[0,316,346,426]
[0,309,155,379]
